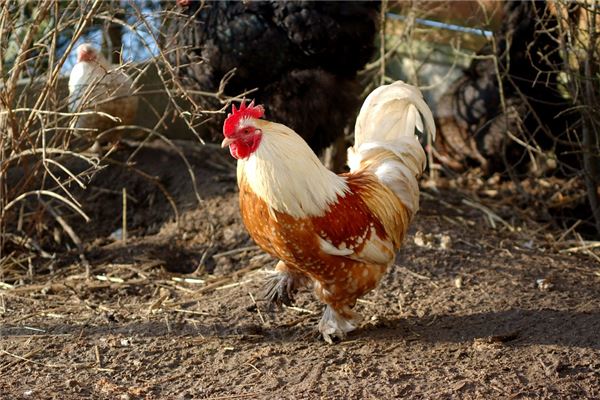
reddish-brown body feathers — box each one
[239,171,409,317]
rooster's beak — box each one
[221,137,235,148]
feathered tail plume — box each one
[347,81,435,217]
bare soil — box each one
[1,141,599,399]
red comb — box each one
[223,100,265,136]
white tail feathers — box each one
[347,81,435,216]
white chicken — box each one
[68,43,138,151]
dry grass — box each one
[0,1,248,271]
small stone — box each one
[536,278,554,291]
[454,276,463,289]
[439,234,452,250]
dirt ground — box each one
[1,141,599,399]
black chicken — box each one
[434,0,579,176]
[165,0,380,169]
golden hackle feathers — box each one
[237,120,348,219]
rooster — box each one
[221,81,435,342]
[68,43,138,152]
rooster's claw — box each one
[261,271,296,307]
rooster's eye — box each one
[244,128,251,134]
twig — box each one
[556,220,582,243]
[248,292,266,325]
[4,190,91,222]
[0,347,44,374]
[172,308,210,316]
[461,198,515,232]
[395,265,439,288]
[214,279,252,291]
[379,0,388,85]
[41,199,83,252]
[94,345,102,368]
[122,187,127,243]
[0,348,63,370]
[560,241,600,253]
[283,305,314,314]
[202,393,266,400]
[212,246,259,258]
[191,264,263,296]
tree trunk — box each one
[105,12,124,64]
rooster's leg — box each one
[314,282,362,343]
[261,261,308,307]
[314,263,387,343]
[317,304,361,344]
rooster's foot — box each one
[261,270,298,307]
[318,305,361,344]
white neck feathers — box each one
[238,121,348,218]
